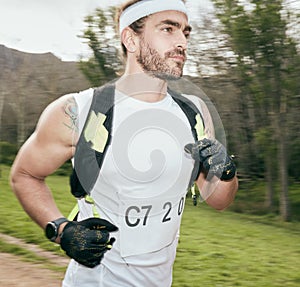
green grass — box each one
[1,164,300,286]
[173,200,300,286]
[0,165,76,254]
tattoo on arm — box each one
[63,97,78,132]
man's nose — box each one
[174,31,188,50]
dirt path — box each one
[0,233,69,286]
[0,253,65,287]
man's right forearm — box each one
[10,171,64,230]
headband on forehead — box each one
[119,0,188,35]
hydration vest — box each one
[70,83,205,198]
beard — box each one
[136,39,186,81]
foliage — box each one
[211,0,300,220]
[53,160,73,177]
[79,7,122,86]
[0,46,90,144]
[0,141,17,165]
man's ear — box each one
[121,28,138,53]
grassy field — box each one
[174,203,300,286]
[1,165,300,286]
[0,165,76,253]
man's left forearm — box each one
[196,173,238,211]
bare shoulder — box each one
[181,94,206,112]
[10,94,80,179]
[36,94,79,147]
[181,94,215,138]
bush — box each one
[0,141,73,178]
[53,160,73,176]
[0,142,18,165]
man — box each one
[10,0,238,286]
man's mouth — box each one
[169,55,186,62]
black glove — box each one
[60,217,118,268]
[184,138,236,181]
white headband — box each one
[119,0,188,34]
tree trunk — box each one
[17,93,26,148]
[264,155,275,211]
[277,112,290,221]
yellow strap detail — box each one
[85,195,95,204]
[85,195,100,217]
[195,114,205,140]
[68,195,100,221]
[92,204,100,218]
[67,203,79,221]
[84,111,108,153]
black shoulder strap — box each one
[70,83,115,197]
[167,87,205,142]
[168,87,205,187]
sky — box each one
[0,0,213,62]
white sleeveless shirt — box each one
[63,88,201,287]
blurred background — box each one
[0,0,299,222]
[0,0,300,286]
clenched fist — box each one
[60,217,118,268]
[185,138,236,181]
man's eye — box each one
[184,32,190,39]
[162,27,173,32]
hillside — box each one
[0,45,90,142]
[0,45,241,149]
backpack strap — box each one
[168,87,206,187]
[70,83,115,198]
[70,84,206,198]
[167,88,205,141]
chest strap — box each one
[70,84,205,198]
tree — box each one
[79,7,121,86]
[212,0,300,221]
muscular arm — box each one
[10,95,78,233]
[196,173,238,211]
[193,96,238,210]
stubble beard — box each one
[136,39,185,81]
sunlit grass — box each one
[173,200,300,286]
[0,165,76,254]
[1,164,300,286]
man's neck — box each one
[116,73,168,103]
